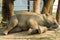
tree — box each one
[2,0,14,24]
[56,0,60,24]
[33,0,40,14]
[41,0,55,15]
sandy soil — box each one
[0,25,60,40]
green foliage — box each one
[52,12,56,18]
[0,0,2,6]
[0,11,2,23]
[40,37,53,40]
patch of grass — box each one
[52,12,56,18]
[0,11,2,23]
[40,37,53,40]
[0,11,2,29]
[29,37,53,40]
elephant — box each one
[2,12,58,35]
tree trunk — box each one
[56,0,60,24]
[33,0,40,14]
[2,0,14,23]
[41,0,55,15]
[28,0,30,12]
[2,0,14,26]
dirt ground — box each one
[0,25,60,40]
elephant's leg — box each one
[38,26,47,34]
[27,19,40,34]
[28,19,47,34]
[28,25,47,34]
[3,18,18,35]
[9,26,22,33]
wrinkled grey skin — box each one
[3,12,58,35]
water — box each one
[14,0,43,11]
[14,0,58,12]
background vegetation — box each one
[0,0,2,6]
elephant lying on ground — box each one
[2,12,59,35]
